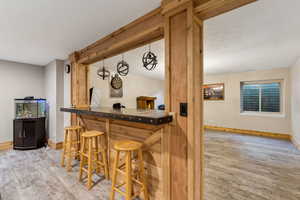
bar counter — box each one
[61,106,172,125]
[60,106,172,199]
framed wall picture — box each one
[203,83,225,101]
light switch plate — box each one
[180,103,188,117]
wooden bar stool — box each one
[110,140,149,200]
[79,130,109,190]
[61,125,83,171]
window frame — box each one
[240,79,283,115]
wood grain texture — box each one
[204,130,300,200]
[164,2,204,199]
[204,125,291,140]
[193,10,204,200]
[76,8,163,64]
[78,26,163,65]
[70,62,89,125]
[162,125,171,200]
[186,3,204,200]
[168,10,188,200]
[195,0,257,19]
[70,62,88,106]
[48,140,63,150]
[79,115,165,199]
[0,141,12,151]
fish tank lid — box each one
[14,98,46,101]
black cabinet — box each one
[13,118,46,150]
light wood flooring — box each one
[0,130,300,200]
[204,130,300,200]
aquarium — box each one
[15,99,46,119]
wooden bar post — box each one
[69,52,89,125]
[68,1,256,199]
[163,1,204,200]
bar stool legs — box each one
[87,137,93,189]
[79,135,86,183]
[79,131,109,190]
[125,151,132,200]
[61,126,83,171]
[110,140,149,200]
[61,129,68,167]
[110,151,120,200]
[137,150,149,200]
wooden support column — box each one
[69,52,89,125]
[68,1,257,199]
[163,1,203,200]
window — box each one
[240,81,281,113]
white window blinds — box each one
[241,81,281,113]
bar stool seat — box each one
[110,140,149,200]
[114,140,143,151]
[61,125,83,171]
[82,130,104,137]
[65,125,83,130]
[79,130,109,190]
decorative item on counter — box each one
[113,103,125,110]
[142,44,158,71]
[158,104,165,110]
[111,74,123,90]
[97,60,110,80]
[110,74,123,98]
[117,54,129,76]
[136,96,156,109]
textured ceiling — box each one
[204,0,300,74]
[0,0,160,65]
[114,0,300,79]
[1,0,299,77]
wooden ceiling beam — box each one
[78,25,164,64]
[195,0,257,19]
[74,7,163,64]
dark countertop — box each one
[60,107,172,125]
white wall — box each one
[204,68,291,134]
[290,58,300,148]
[44,61,56,142]
[44,59,65,143]
[89,42,165,109]
[0,60,44,143]
[56,60,65,142]
[89,68,164,109]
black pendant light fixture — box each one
[142,43,158,71]
[97,60,110,80]
[117,54,129,76]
